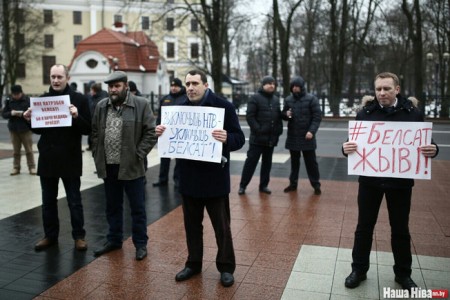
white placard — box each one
[157,105,225,163]
[348,121,433,179]
[30,95,72,128]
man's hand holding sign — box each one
[344,121,437,179]
[156,105,225,163]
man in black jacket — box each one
[2,84,36,175]
[24,64,91,252]
[342,72,439,291]
[282,76,322,195]
[238,76,283,195]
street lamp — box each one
[427,52,439,118]
[427,52,450,118]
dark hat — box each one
[170,78,183,88]
[11,84,23,94]
[128,81,138,92]
[104,71,128,84]
[261,76,275,86]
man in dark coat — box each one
[24,64,91,252]
[2,84,36,175]
[155,69,245,287]
[282,76,322,195]
[238,75,283,195]
[152,78,186,188]
[342,72,439,291]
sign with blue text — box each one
[158,106,225,163]
[348,121,433,179]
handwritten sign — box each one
[348,121,433,179]
[157,106,225,163]
[30,95,71,128]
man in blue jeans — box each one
[91,71,157,261]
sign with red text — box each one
[348,121,433,179]
[157,106,225,163]
[30,95,71,128]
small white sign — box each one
[348,121,433,179]
[30,95,72,128]
[157,105,225,163]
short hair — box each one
[186,69,207,83]
[375,72,400,86]
[91,83,102,93]
[51,64,69,77]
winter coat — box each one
[352,94,439,189]
[31,85,91,177]
[246,88,283,147]
[282,76,322,151]
[156,87,187,125]
[177,89,245,198]
[2,94,31,132]
[91,92,157,180]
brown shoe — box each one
[10,168,20,176]
[34,238,57,251]
[29,168,37,175]
[75,239,88,251]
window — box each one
[73,11,82,24]
[190,43,199,60]
[44,10,53,24]
[166,42,175,58]
[42,56,56,85]
[166,17,174,31]
[114,15,122,23]
[191,19,198,32]
[74,35,82,48]
[167,0,174,3]
[17,63,26,78]
[15,33,25,50]
[44,34,54,48]
[142,16,149,30]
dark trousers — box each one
[103,164,148,248]
[158,158,180,184]
[181,194,235,273]
[40,176,85,240]
[288,150,320,188]
[239,144,274,189]
[351,184,412,277]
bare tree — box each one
[1,0,49,101]
[273,0,304,97]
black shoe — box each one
[175,267,201,282]
[283,185,297,193]
[220,272,234,287]
[259,187,271,194]
[395,276,417,292]
[136,247,147,261]
[152,181,168,187]
[314,186,322,195]
[93,242,122,257]
[345,271,367,288]
[238,187,245,195]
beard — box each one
[109,89,127,105]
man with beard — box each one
[23,64,91,252]
[91,71,157,261]
[152,78,186,189]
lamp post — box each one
[426,53,439,118]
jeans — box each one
[239,144,274,189]
[103,164,148,248]
[40,176,85,240]
[351,184,412,277]
[288,150,320,188]
[182,194,235,273]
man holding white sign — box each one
[23,64,91,252]
[342,72,439,291]
[155,69,245,287]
